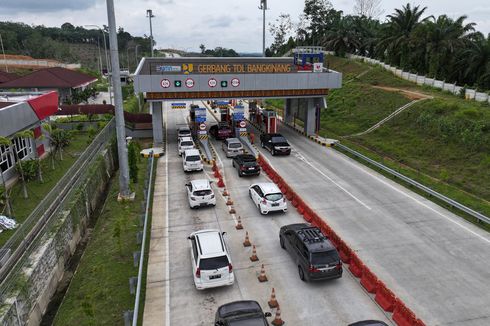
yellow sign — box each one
[196,63,292,74]
[182,63,194,74]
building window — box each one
[0,144,14,174]
[13,137,32,160]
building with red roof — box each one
[0,71,18,84]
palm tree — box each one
[0,137,13,215]
[42,123,56,170]
[377,3,431,68]
[460,33,490,89]
[13,131,34,199]
[322,16,361,57]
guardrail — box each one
[123,153,155,326]
[0,119,116,299]
[335,143,490,224]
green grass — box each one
[0,131,92,246]
[53,155,151,326]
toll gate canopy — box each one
[133,57,342,100]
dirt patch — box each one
[372,86,433,100]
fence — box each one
[335,143,490,225]
[347,54,490,104]
[0,119,116,300]
[123,153,155,326]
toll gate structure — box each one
[133,54,342,154]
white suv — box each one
[188,229,235,290]
[178,136,195,156]
[186,179,216,208]
[249,183,287,215]
[177,126,192,139]
[183,149,203,172]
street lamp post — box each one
[0,33,8,73]
[85,24,113,104]
[106,0,131,198]
[146,9,155,57]
[259,0,268,57]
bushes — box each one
[16,159,39,182]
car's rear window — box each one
[228,317,268,326]
[243,161,258,167]
[179,130,190,135]
[229,142,242,148]
[311,250,339,265]
[199,255,229,270]
[186,155,201,162]
[265,193,283,201]
[193,190,212,196]
[181,141,193,146]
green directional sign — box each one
[221,80,228,87]
[174,80,182,87]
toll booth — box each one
[293,49,324,72]
[217,101,231,122]
[232,105,246,137]
[249,101,258,122]
[189,104,207,138]
[259,109,277,134]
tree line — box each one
[268,0,490,90]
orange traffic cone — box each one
[217,177,225,188]
[268,288,279,308]
[250,245,259,262]
[243,231,251,247]
[223,188,229,196]
[229,206,236,214]
[271,305,284,326]
[226,197,233,205]
[214,169,221,178]
[257,264,268,282]
[235,216,243,230]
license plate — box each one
[272,203,279,207]
[209,274,221,280]
[248,167,255,170]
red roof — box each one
[0,67,97,89]
[0,71,18,84]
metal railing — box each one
[335,143,490,224]
[129,153,155,325]
[0,119,116,299]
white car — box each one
[177,126,192,139]
[178,137,195,156]
[183,149,203,172]
[188,229,235,290]
[186,179,216,208]
[249,183,287,215]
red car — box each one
[209,122,233,140]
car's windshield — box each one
[271,136,287,144]
[179,130,190,135]
[228,317,268,326]
[229,143,242,149]
[193,190,212,196]
[311,250,339,265]
[181,141,193,146]
[199,255,229,270]
[265,193,283,201]
[186,155,201,162]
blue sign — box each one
[233,107,244,121]
[195,107,206,123]
[217,101,229,106]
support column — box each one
[303,97,324,136]
[284,98,293,124]
[151,101,163,146]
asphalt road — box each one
[163,104,392,325]
[242,103,490,325]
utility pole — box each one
[146,9,155,57]
[0,33,8,73]
[106,0,131,198]
[259,0,268,57]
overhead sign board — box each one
[233,106,244,121]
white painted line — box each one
[336,148,490,244]
[287,147,372,210]
[164,107,170,326]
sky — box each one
[1,0,490,53]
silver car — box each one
[222,138,244,158]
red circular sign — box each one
[185,78,195,88]
[160,79,170,88]
[239,120,246,128]
[231,78,240,87]
[199,123,206,131]
[208,78,217,87]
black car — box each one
[279,223,342,282]
[232,154,260,177]
[215,300,271,326]
[259,133,291,156]
[210,122,233,140]
[348,321,389,326]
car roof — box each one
[348,321,389,326]
[236,154,256,161]
[218,300,262,318]
[192,230,225,256]
[264,133,284,137]
[254,183,281,194]
[178,126,190,131]
[284,223,335,252]
[190,179,211,190]
[180,136,193,142]
[184,149,200,155]
[227,138,241,143]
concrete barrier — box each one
[360,267,379,293]
[374,282,397,312]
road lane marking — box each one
[288,148,372,210]
[333,147,490,244]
